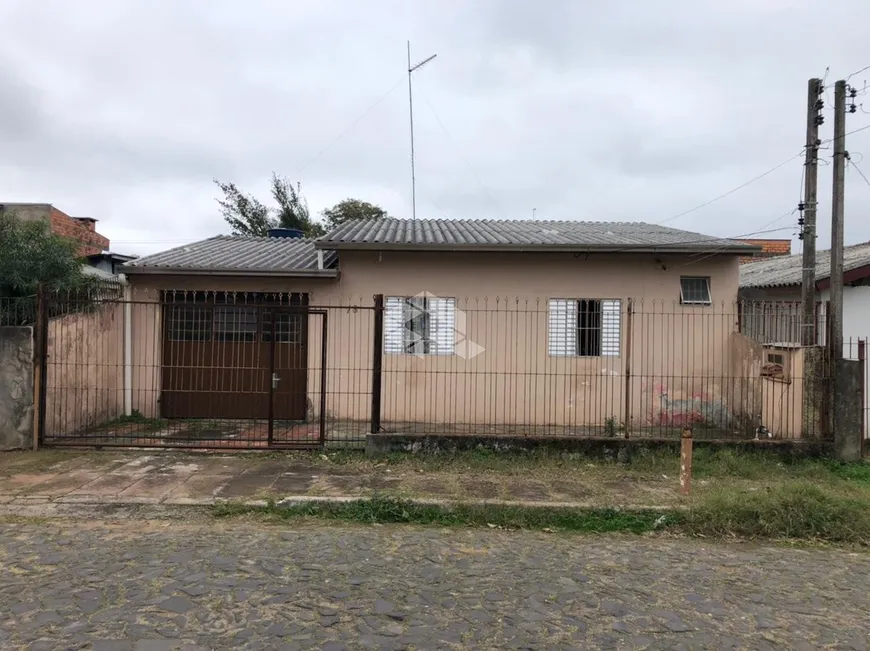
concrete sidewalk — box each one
[0,449,681,511]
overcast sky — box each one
[1,0,869,256]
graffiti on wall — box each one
[645,382,733,430]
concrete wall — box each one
[127,250,745,432]
[0,327,33,450]
[45,304,124,435]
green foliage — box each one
[214,173,325,237]
[682,482,870,543]
[321,198,387,230]
[0,212,91,298]
[213,496,665,533]
[604,416,619,437]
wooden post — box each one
[679,427,693,495]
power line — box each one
[655,151,804,225]
[848,158,870,186]
[418,88,509,217]
[294,76,406,177]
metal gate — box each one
[37,290,332,449]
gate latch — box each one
[271,373,280,389]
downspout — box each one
[119,273,132,417]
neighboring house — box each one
[86,252,137,276]
[739,240,870,354]
[0,202,110,256]
[737,238,791,264]
[120,218,765,433]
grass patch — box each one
[213,496,669,534]
[98,410,168,432]
[682,482,870,544]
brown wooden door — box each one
[161,297,308,421]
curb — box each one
[0,492,677,520]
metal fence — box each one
[27,292,843,449]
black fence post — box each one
[32,284,49,449]
[371,294,384,434]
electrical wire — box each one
[655,151,804,225]
[294,75,406,177]
[417,88,510,217]
[848,158,870,187]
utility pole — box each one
[800,78,824,346]
[407,42,437,220]
[830,80,847,360]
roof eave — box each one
[123,266,339,279]
[313,242,759,254]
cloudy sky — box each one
[1,0,869,256]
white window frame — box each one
[548,298,621,357]
[679,276,712,305]
[384,296,456,356]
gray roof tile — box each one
[739,241,870,288]
[316,218,755,252]
[124,236,337,275]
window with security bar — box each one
[262,311,302,344]
[384,296,456,355]
[679,276,712,305]
[167,305,212,341]
[214,306,258,342]
[548,298,621,357]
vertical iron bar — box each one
[33,284,49,448]
[623,298,633,438]
[267,306,276,446]
[320,311,328,447]
[370,294,384,434]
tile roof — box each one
[124,236,337,276]
[315,218,756,253]
[739,241,870,288]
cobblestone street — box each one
[1,519,868,650]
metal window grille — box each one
[548,298,621,357]
[167,305,212,341]
[679,277,712,305]
[262,311,302,344]
[214,306,258,342]
[384,296,456,355]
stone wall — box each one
[0,326,33,450]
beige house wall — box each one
[127,250,751,432]
[45,304,124,435]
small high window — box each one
[680,277,711,305]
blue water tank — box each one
[267,228,304,239]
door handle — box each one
[272,373,280,389]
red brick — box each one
[738,239,792,264]
[48,207,109,257]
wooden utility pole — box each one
[800,78,823,346]
[830,80,847,361]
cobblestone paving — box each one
[1,520,869,650]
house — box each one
[0,202,110,256]
[737,238,791,264]
[739,240,870,356]
[116,218,771,440]
[86,252,138,276]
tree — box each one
[215,173,325,237]
[321,199,388,231]
[0,211,97,323]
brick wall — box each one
[48,207,109,257]
[739,239,792,264]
